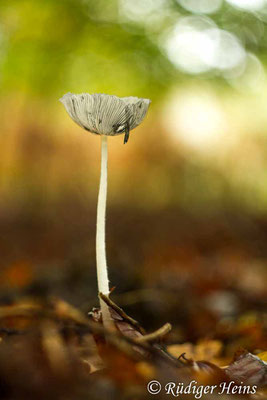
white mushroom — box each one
[60,92,151,328]
[60,93,151,143]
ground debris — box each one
[0,295,265,399]
[225,350,267,386]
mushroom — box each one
[60,93,151,328]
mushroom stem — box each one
[96,135,113,329]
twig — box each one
[87,319,183,368]
[0,301,184,368]
[99,293,146,335]
[134,323,172,344]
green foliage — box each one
[1,0,267,99]
[0,0,174,100]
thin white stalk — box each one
[96,135,113,329]
[96,135,109,294]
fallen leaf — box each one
[226,350,267,386]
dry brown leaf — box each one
[168,339,223,363]
[226,350,267,386]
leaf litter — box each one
[0,291,265,399]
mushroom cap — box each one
[59,92,151,136]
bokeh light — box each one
[228,53,266,92]
[163,16,246,75]
[226,0,266,12]
[163,89,228,152]
[119,0,167,21]
[177,0,223,15]
[208,29,246,71]
[164,16,217,74]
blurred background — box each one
[0,0,266,349]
